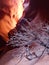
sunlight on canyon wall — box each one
[0,0,24,42]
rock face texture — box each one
[0,7,49,65]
